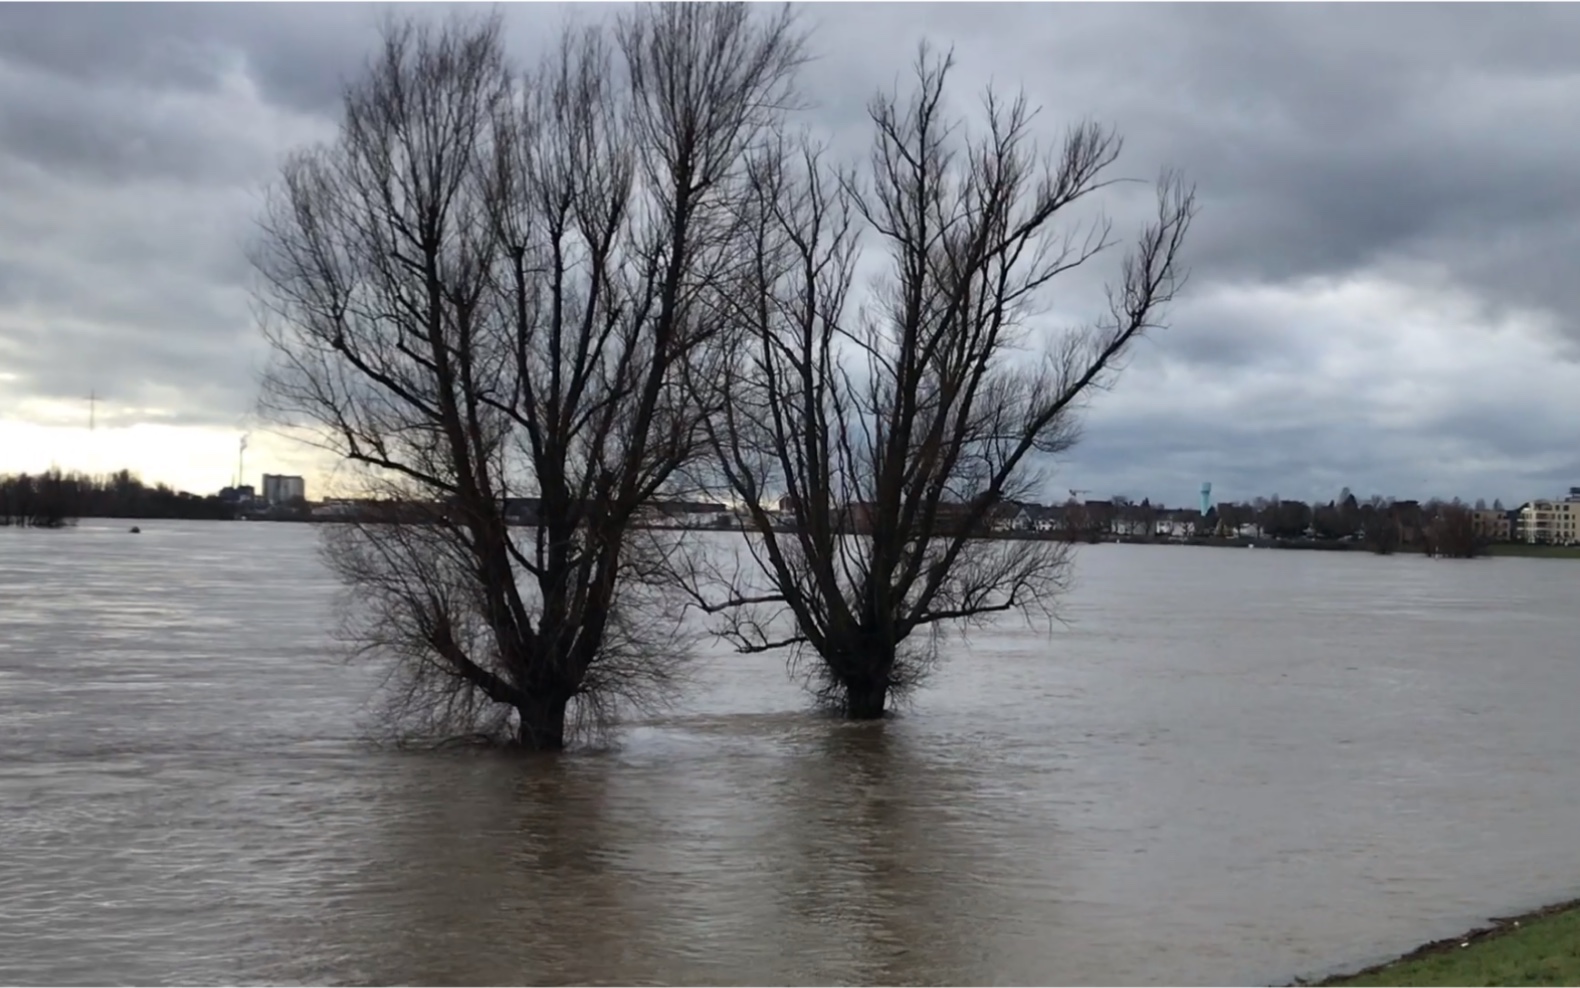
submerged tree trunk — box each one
[832,637,894,720]
[842,677,889,720]
[517,693,570,751]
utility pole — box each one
[87,390,98,431]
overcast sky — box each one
[3,2,1579,507]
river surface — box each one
[3,521,1580,986]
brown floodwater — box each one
[3,521,1580,985]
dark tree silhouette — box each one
[1424,502,1482,559]
[256,6,805,749]
[686,48,1194,718]
[1260,499,1311,539]
[0,470,76,527]
[0,469,235,526]
[1361,502,1401,555]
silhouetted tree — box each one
[1361,503,1400,555]
[1311,500,1349,540]
[1135,497,1158,538]
[0,470,74,527]
[1258,497,1311,539]
[1214,501,1251,537]
[1392,500,1426,546]
[1,469,234,525]
[1060,498,1094,543]
[687,47,1194,718]
[256,5,805,749]
[1424,502,1482,559]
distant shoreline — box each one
[27,516,1580,559]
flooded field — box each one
[3,520,1580,985]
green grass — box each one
[1486,543,1580,559]
[1321,900,1580,986]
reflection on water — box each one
[4,521,1580,985]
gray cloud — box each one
[2,2,1579,503]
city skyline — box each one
[4,5,1580,504]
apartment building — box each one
[1471,508,1512,543]
[1516,489,1580,544]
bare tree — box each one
[1135,497,1158,539]
[1362,503,1401,555]
[256,6,805,749]
[0,470,77,528]
[1424,502,1482,559]
[687,49,1194,719]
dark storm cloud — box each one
[0,3,370,112]
[818,4,1580,331]
[2,3,1578,502]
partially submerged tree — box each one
[257,6,805,749]
[1361,501,1401,555]
[691,49,1195,718]
[0,469,78,528]
[1423,502,1482,559]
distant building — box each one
[1517,496,1580,545]
[502,496,728,529]
[261,474,306,505]
[988,503,1032,532]
[1156,508,1202,540]
[659,500,730,528]
[1470,508,1512,543]
[1030,504,1066,533]
[311,499,360,519]
[219,485,256,504]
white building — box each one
[1517,491,1580,545]
[261,473,306,505]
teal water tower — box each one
[1200,482,1212,515]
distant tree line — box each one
[1217,492,1490,558]
[1050,489,1497,558]
[0,469,237,526]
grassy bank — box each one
[1317,899,1580,986]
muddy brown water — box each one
[3,521,1580,985]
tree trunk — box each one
[516,693,569,751]
[844,678,888,720]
